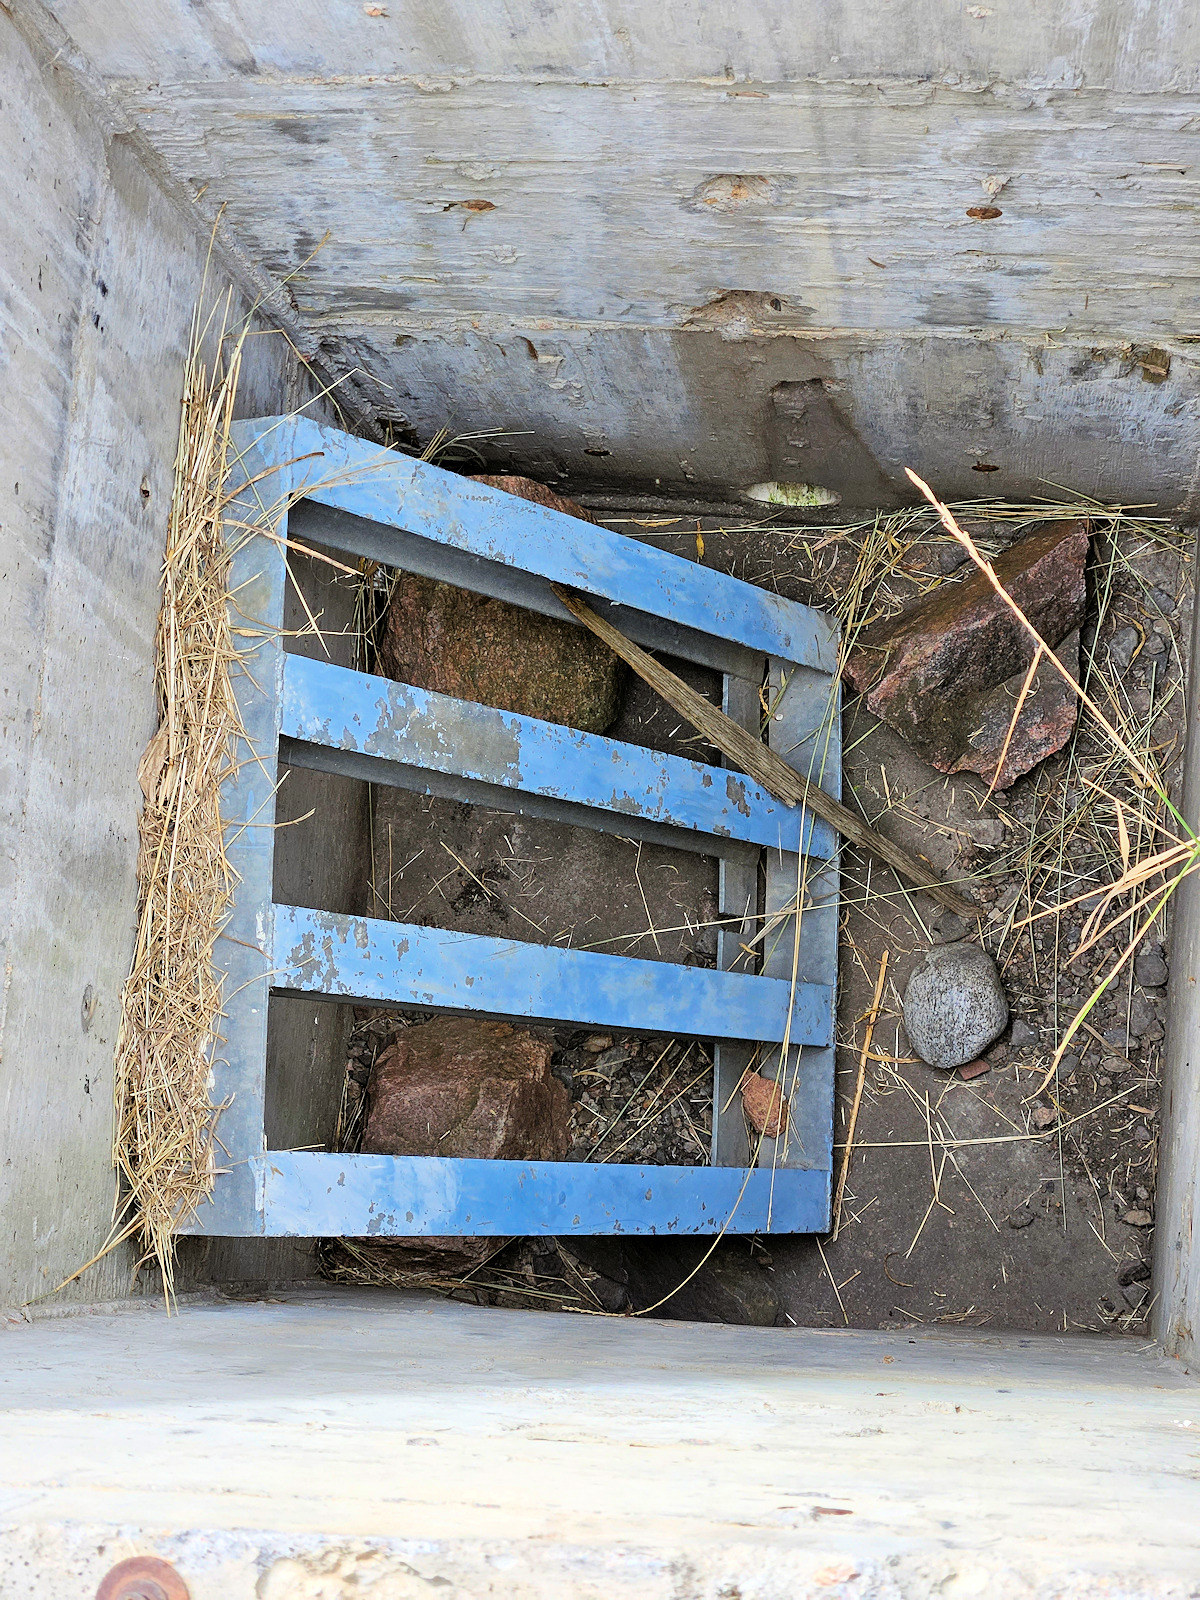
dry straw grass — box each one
[102,295,250,1298]
[763,485,1192,1068]
[99,293,358,1302]
[904,476,1194,1098]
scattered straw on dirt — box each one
[597,487,1187,1328]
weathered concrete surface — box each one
[23,0,1200,505]
[0,6,354,1310]
[38,0,1200,91]
[94,79,1200,334]
[323,327,1200,510]
[1155,580,1200,1368]
[1,1290,1198,1597]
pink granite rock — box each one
[843,520,1088,788]
[377,475,626,734]
[363,1017,570,1162]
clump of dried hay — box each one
[106,298,248,1298]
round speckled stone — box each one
[903,941,1009,1070]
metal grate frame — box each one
[184,417,841,1239]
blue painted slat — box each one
[233,417,838,674]
[253,1152,830,1237]
[281,652,837,859]
[273,904,832,1047]
[756,657,843,1195]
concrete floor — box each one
[2,1287,1199,1598]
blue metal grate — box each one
[185,417,841,1240]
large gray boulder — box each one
[903,942,1009,1070]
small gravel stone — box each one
[594,1045,629,1076]
[1129,992,1162,1037]
[1135,950,1169,988]
[1030,1104,1057,1130]
[969,818,1006,850]
[995,882,1022,913]
[1118,1258,1151,1286]
[1121,1209,1154,1228]
[1108,625,1139,672]
[582,1034,613,1053]
[903,941,1009,1070]
[1009,1019,1039,1049]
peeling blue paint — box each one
[281,652,835,857]
[273,903,832,1046]
[198,418,842,1242]
[258,416,839,674]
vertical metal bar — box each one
[196,433,290,1235]
[711,671,764,1167]
[758,660,841,1191]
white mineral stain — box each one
[743,481,842,507]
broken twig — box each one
[553,587,978,921]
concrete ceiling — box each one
[37,0,1200,506]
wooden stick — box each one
[831,950,889,1240]
[553,587,979,921]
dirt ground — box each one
[323,499,1191,1334]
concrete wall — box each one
[0,4,362,1310]
[34,0,1200,507]
[1155,587,1200,1363]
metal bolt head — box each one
[96,1556,190,1600]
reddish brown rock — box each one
[471,474,596,520]
[843,520,1088,788]
[363,1017,571,1162]
[953,630,1081,789]
[958,1059,992,1081]
[377,475,626,734]
[325,1235,505,1285]
[741,1071,788,1139]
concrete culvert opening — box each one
[5,3,1200,1594]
